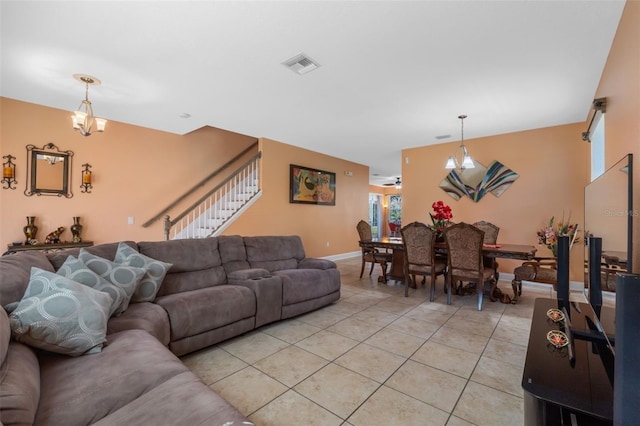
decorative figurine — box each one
[45,227,65,244]
[23,216,38,244]
[70,216,83,243]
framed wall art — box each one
[290,164,336,205]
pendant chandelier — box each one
[71,74,107,137]
[445,114,475,171]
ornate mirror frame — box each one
[24,143,74,198]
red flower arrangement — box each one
[429,201,453,237]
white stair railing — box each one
[164,152,262,240]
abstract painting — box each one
[439,160,519,202]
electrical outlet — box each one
[128,216,135,225]
[326,241,330,247]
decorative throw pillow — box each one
[114,242,172,303]
[8,267,111,356]
[78,249,146,313]
[56,256,126,316]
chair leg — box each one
[447,276,452,305]
[379,261,388,283]
[369,261,375,276]
[359,258,366,278]
[429,274,435,302]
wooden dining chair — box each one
[444,222,496,311]
[473,220,500,280]
[400,222,446,299]
[356,220,393,280]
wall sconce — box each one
[2,155,17,189]
[80,163,93,193]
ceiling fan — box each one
[383,177,402,188]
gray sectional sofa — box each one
[0,235,341,425]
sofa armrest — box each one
[227,268,271,280]
[298,258,336,270]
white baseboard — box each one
[322,251,360,261]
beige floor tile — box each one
[210,366,288,415]
[326,317,382,341]
[444,315,498,337]
[260,319,322,344]
[364,327,425,357]
[387,316,441,339]
[492,323,530,346]
[430,326,490,355]
[295,330,359,361]
[498,313,532,331]
[470,356,524,397]
[446,415,475,425]
[451,308,502,326]
[345,293,390,307]
[453,381,524,426]
[323,299,367,316]
[335,343,406,383]
[373,299,415,315]
[387,294,426,306]
[297,308,349,328]
[483,337,527,367]
[352,306,399,327]
[421,300,461,314]
[411,340,480,379]
[254,345,328,387]
[248,390,343,426]
[348,385,449,426]
[180,346,248,385]
[405,304,454,325]
[294,363,379,419]
[386,360,467,413]
[220,331,290,364]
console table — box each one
[523,298,614,425]
[4,241,94,255]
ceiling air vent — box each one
[282,53,320,75]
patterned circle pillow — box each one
[56,255,126,317]
[114,242,172,303]
[9,267,111,356]
[78,249,146,313]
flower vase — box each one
[71,216,83,243]
[23,216,38,244]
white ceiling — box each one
[0,1,626,186]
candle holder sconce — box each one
[2,155,17,189]
[80,163,93,193]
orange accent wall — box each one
[0,97,257,246]
[223,138,369,258]
[401,123,589,280]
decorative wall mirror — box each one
[24,143,74,198]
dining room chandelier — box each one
[445,114,475,171]
[71,74,107,137]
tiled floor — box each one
[181,257,571,425]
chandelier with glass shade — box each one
[445,114,475,171]
[71,74,107,137]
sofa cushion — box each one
[34,329,189,426]
[47,241,138,270]
[0,341,40,426]
[218,234,250,273]
[155,285,255,341]
[56,256,126,316]
[138,239,226,296]
[276,268,342,306]
[0,251,54,306]
[79,249,146,313]
[114,242,173,303]
[244,235,305,271]
[91,371,250,426]
[9,268,112,356]
[107,302,171,345]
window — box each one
[389,195,402,226]
[591,114,605,181]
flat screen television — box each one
[584,153,633,292]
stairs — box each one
[164,152,262,240]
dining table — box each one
[359,237,537,299]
